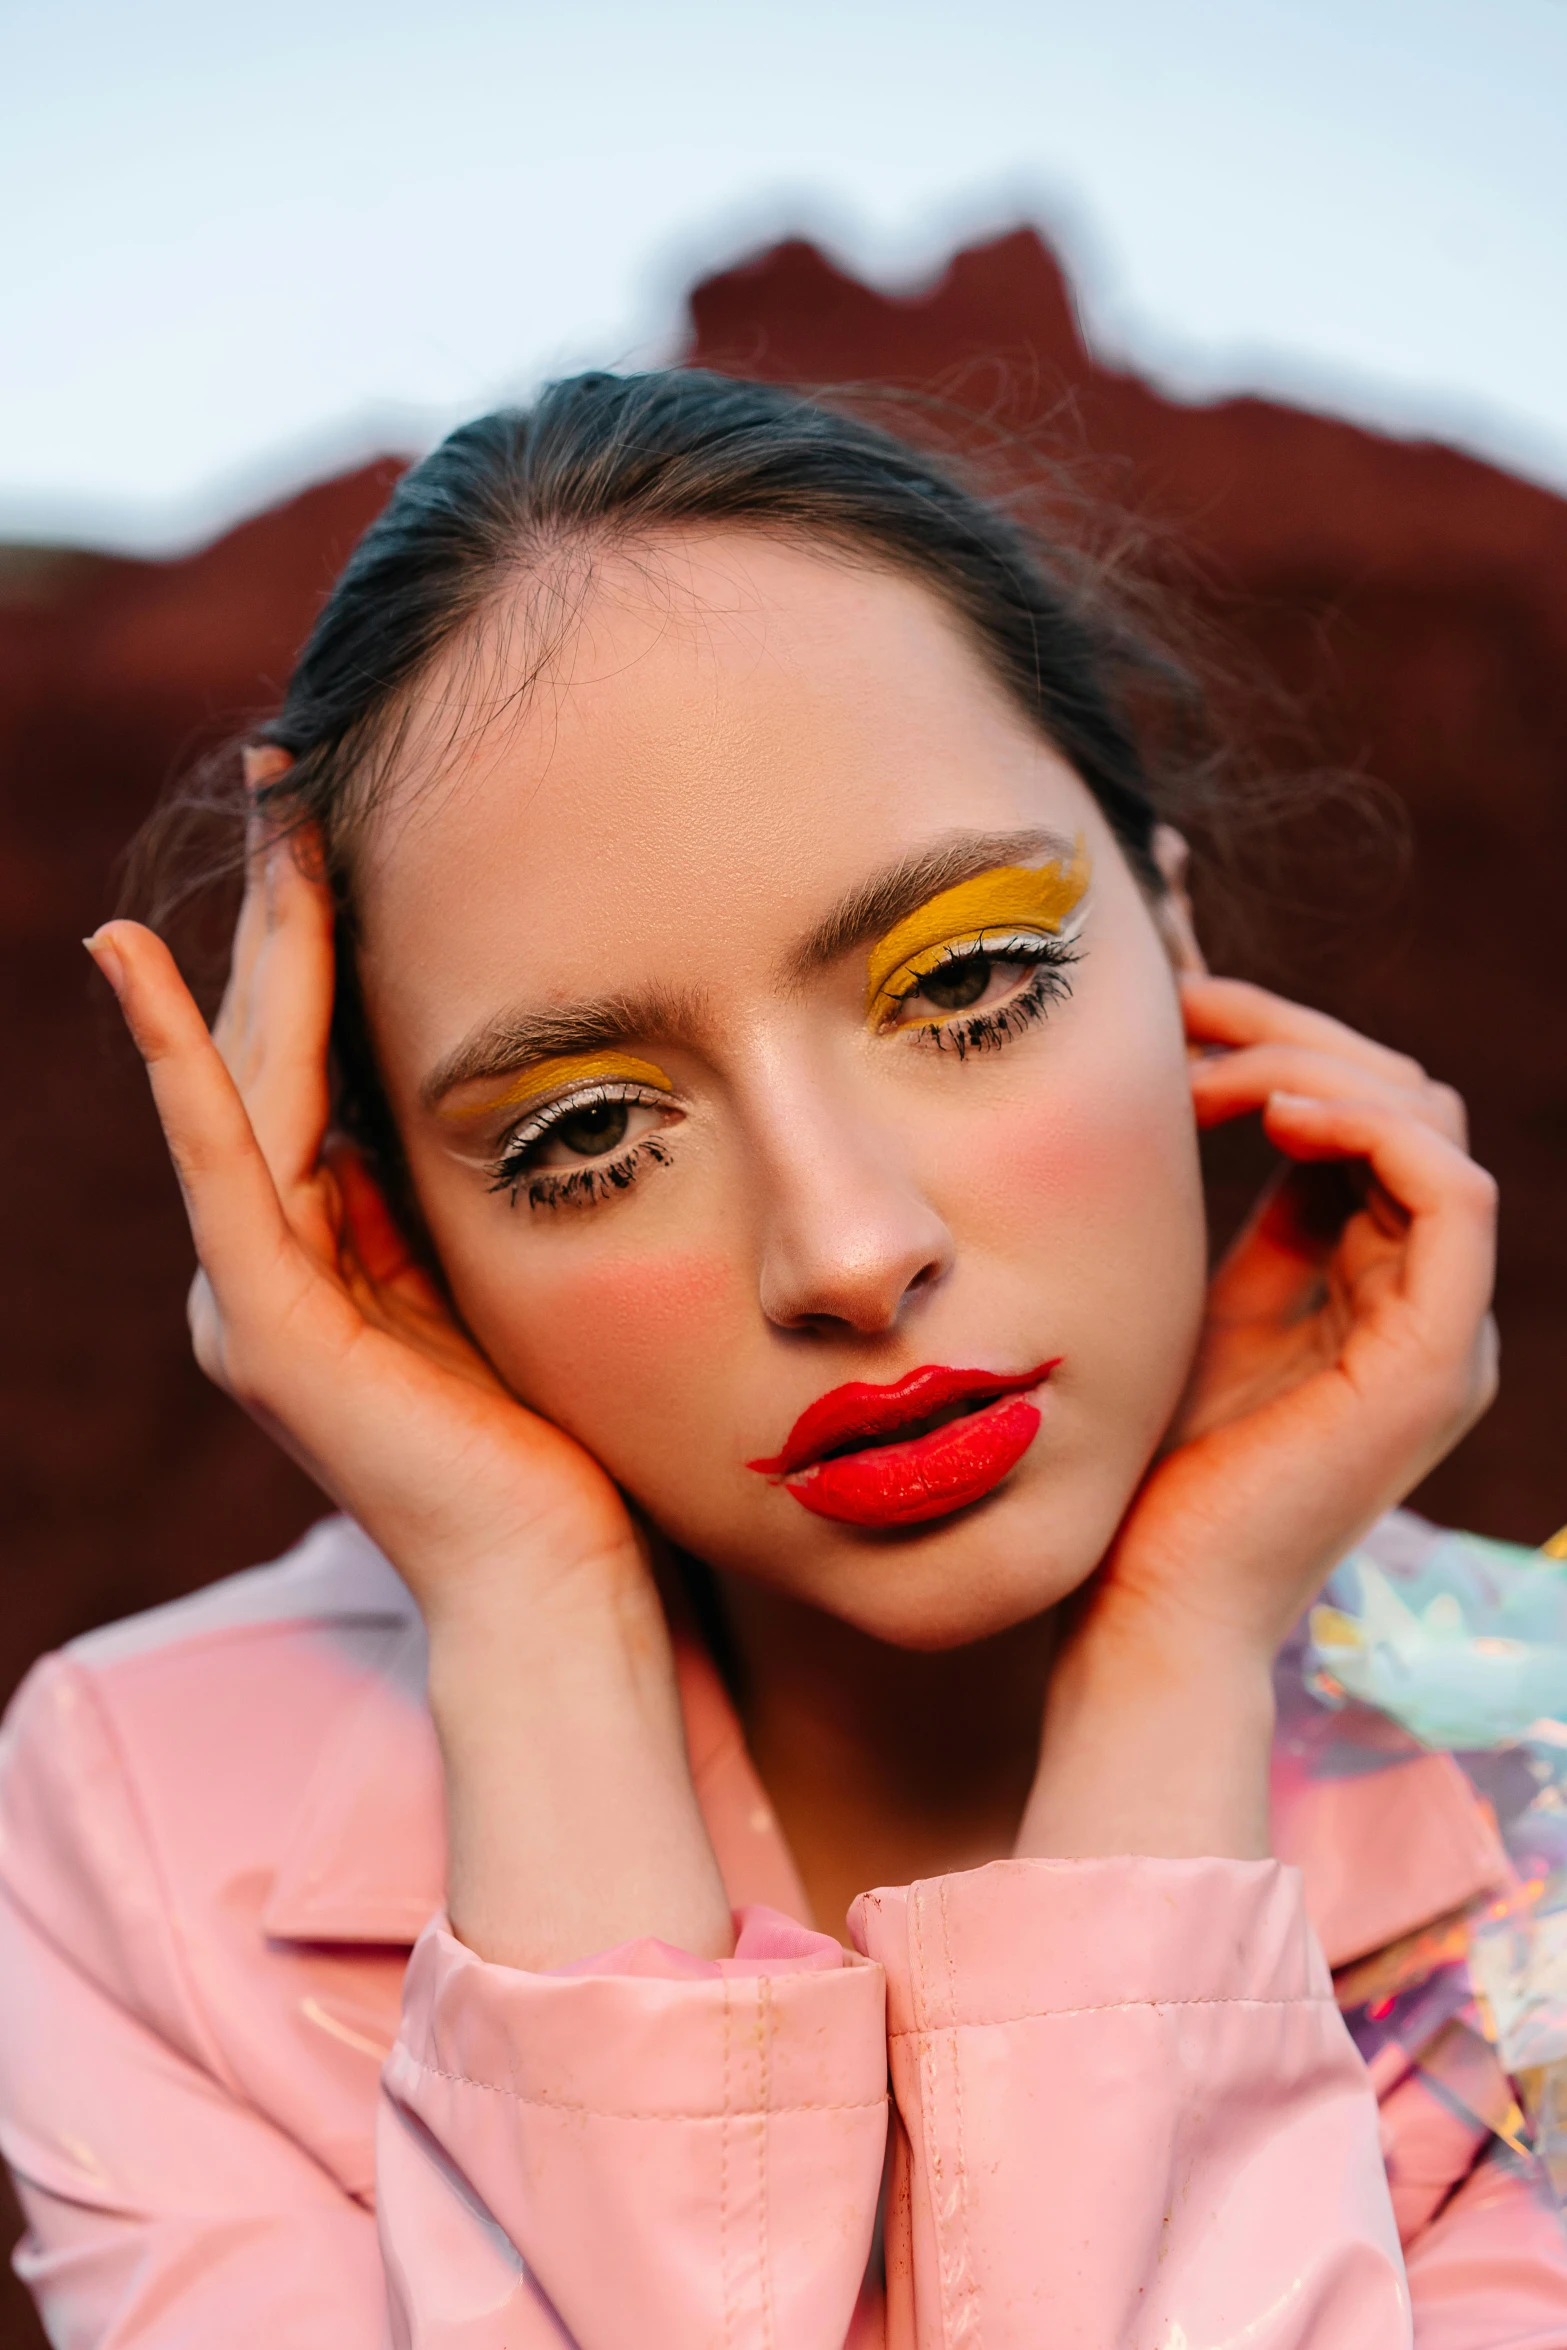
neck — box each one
[714,1573,1058,1941]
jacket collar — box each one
[261,1568,1507,1965]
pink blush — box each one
[951,1067,1191,1221]
[526,1249,737,1376]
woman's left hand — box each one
[1022,974,1498,1859]
[1137,973,1498,1642]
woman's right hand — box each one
[90,806,637,1632]
[88,778,733,1965]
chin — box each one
[724,1471,1114,1651]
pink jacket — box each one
[0,1514,1562,2348]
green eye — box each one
[551,1099,631,1158]
[489,1081,677,1210]
[881,931,1081,1056]
[915,954,992,1012]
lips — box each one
[747,1360,1059,1529]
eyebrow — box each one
[783,826,1081,979]
[420,825,1080,1109]
[421,988,700,1109]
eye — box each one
[485,1076,683,1211]
[889,948,1043,1026]
[514,1088,667,1172]
[545,1096,634,1159]
[908,953,996,1013]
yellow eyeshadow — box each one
[440,1051,673,1124]
[864,840,1091,1023]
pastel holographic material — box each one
[864,839,1090,1024]
[1307,1527,1567,1752]
[440,1052,673,1124]
[1518,2062,1567,2199]
[1304,1512,1567,2203]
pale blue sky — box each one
[4,0,1564,550]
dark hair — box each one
[249,368,1184,890]
[136,366,1230,1191]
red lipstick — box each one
[748,1361,1058,1529]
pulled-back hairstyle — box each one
[135,366,1237,1199]
[248,368,1186,888]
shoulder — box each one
[60,1511,414,1672]
[1309,1506,1567,1752]
[6,1512,414,1749]
[2,1514,416,1827]
[1273,1509,1542,1971]
[0,1518,426,2001]
[1281,1508,1567,2230]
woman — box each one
[0,371,1559,2346]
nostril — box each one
[756,1193,953,1334]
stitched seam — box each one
[887,1991,1336,2035]
[941,1877,978,2350]
[758,1974,774,2350]
[910,1881,950,2350]
[399,2057,888,2117]
[721,1977,733,2350]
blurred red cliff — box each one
[4,227,1565,1706]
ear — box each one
[1150,824,1207,975]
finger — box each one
[229,828,336,1195]
[1262,1090,1497,1367]
[1205,1162,1347,1321]
[1182,975,1434,1097]
[242,744,291,797]
[1190,1041,1467,1144]
[329,1143,459,1342]
[213,745,295,1068]
[212,839,272,1072]
[86,921,307,1318]
[330,1144,415,1286]
[1203,1149,1408,1341]
[330,1145,450,1316]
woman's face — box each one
[356,533,1208,1648]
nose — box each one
[752,1078,954,1337]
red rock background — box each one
[0,226,1564,2341]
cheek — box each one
[949,1049,1200,1252]
[464,1244,742,1422]
[937,1037,1207,1488]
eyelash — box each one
[488,1086,675,1213]
[485,937,1078,1213]
[887,935,1080,1059]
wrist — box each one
[423,1555,734,1971]
[1020,1592,1276,1862]
[411,1515,653,1659]
[424,1555,681,1749]
[1054,1580,1277,1716]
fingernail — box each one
[83,930,125,998]
[1267,1089,1318,1111]
[243,743,291,792]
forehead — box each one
[356,530,1100,1007]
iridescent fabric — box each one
[1299,1510,1567,2199]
